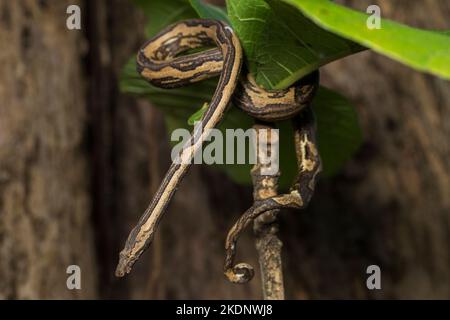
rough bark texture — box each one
[0,0,96,299]
[0,0,449,299]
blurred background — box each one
[0,0,449,299]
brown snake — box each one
[115,19,321,283]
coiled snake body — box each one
[116,19,321,283]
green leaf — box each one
[189,0,230,23]
[188,102,209,125]
[226,0,365,89]
[284,0,450,80]
[134,0,198,37]
[225,0,271,72]
[121,57,361,186]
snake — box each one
[115,19,321,283]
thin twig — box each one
[223,108,321,294]
[252,123,285,300]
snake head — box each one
[115,249,136,277]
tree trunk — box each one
[0,0,449,299]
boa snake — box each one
[115,19,321,283]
